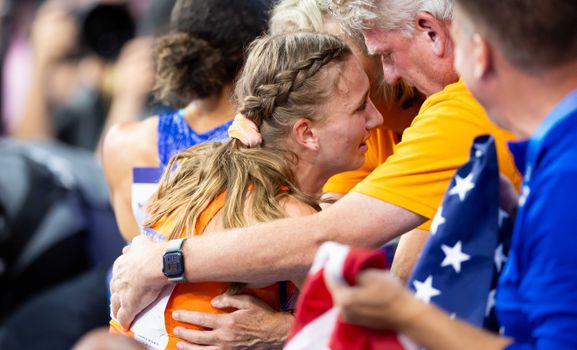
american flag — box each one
[407,135,514,331]
[285,242,417,350]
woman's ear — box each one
[292,118,319,151]
[415,11,451,58]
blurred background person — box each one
[102,0,271,241]
[0,1,175,349]
[9,0,140,151]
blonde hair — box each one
[270,0,417,110]
[144,32,352,240]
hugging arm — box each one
[110,192,426,328]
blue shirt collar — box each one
[515,89,577,180]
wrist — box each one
[162,238,188,283]
[148,240,171,286]
[266,312,294,348]
[394,290,427,333]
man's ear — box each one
[415,11,451,57]
[472,33,493,79]
[292,118,319,151]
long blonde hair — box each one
[144,32,352,240]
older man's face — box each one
[362,25,451,96]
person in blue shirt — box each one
[322,0,577,349]
[102,0,270,241]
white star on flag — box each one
[486,289,496,316]
[494,244,507,272]
[448,173,476,201]
[413,276,441,303]
[431,206,446,235]
[440,241,471,273]
[498,208,509,227]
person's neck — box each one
[501,61,577,138]
[181,84,236,133]
[292,156,332,196]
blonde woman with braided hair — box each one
[109,31,382,349]
[270,0,423,202]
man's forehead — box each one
[362,27,401,55]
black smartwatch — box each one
[162,238,187,282]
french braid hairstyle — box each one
[144,32,352,241]
[269,0,418,108]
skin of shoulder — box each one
[101,116,160,241]
[279,194,320,218]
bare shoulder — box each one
[279,195,319,218]
[102,117,159,170]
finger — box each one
[175,340,219,350]
[173,310,221,329]
[110,292,120,319]
[117,307,135,331]
[358,269,397,286]
[211,293,264,310]
[174,327,220,346]
[122,245,131,254]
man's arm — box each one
[328,269,512,350]
[390,228,430,284]
[181,193,426,284]
[110,192,427,328]
[185,193,425,283]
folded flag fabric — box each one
[285,241,417,350]
[407,135,513,331]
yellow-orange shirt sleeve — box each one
[352,81,520,231]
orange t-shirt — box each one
[351,81,522,230]
[111,192,296,349]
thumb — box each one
[211,293,265,310]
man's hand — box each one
[327,269,421,331]
[110,235,168,329]
[172,293,294,350]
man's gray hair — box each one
[329,0,453,33]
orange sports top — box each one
[110,191,296,349]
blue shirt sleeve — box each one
[510,166,577,350]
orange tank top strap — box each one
[193,184,290,235]
[194,191,227,235]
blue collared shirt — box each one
[497,89,577,349]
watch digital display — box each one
[162,252,185,278]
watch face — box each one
[163,252,185,278]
